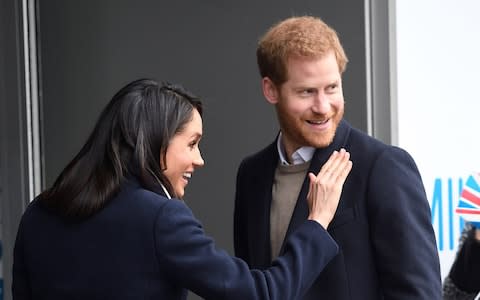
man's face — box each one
[264,51,344,158]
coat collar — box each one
[124,175,171,199]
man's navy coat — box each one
[234,120,442,299]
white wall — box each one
[394,0,480,280]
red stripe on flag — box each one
[455,208,480,214]
[461,189,480,206]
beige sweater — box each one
[270,161,310,260]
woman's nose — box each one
[194,150,205,167]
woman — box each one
[12,79,352,299]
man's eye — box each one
[327,84,338,91]
[300,89,314,95]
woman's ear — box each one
[262,77,279,104]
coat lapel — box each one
[280,121,351,254]
[249,141,279,266]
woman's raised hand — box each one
[307,149,352,229]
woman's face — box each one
[163,109,204,198]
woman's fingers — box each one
[330,150,351,184]
[336,156,352,186]
[311,148,350,185]
[318,150,338,178]
[307,149,352,229]
[318,148,348,181]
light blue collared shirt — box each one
[276,132,315,165]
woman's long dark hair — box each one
[39,79,202,219]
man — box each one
[234,16,441,299]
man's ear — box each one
[262,77,279,104]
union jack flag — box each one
[456,172,480,228]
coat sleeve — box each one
[153,199,338,300]
[367,146,442,300]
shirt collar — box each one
[160,183,172,199]
[277,132,315,165]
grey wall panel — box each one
[38,1,366,298]
[369,0,393,144]
[0,1,31,299]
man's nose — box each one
[311,94,330,114]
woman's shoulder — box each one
[118,180,170,207]
[116,179,190,216]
